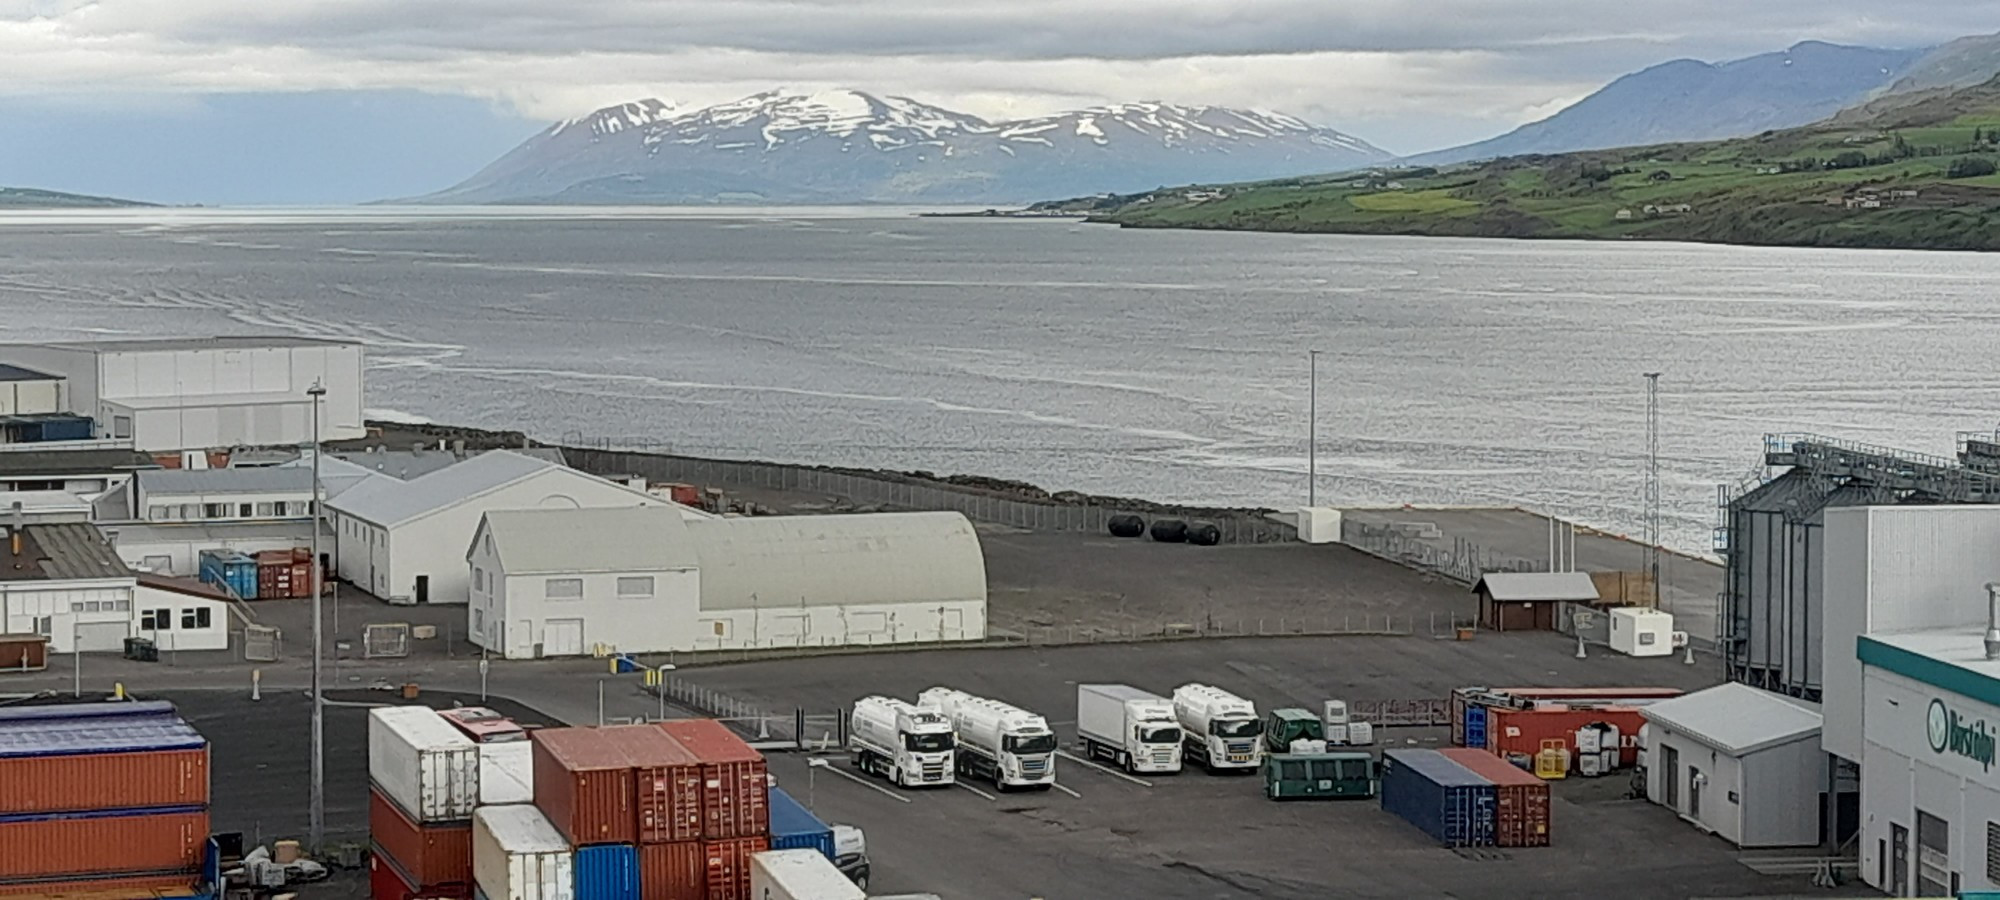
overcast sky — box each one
[5,1,2000,163]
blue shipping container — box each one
[573,844,639,900]
[767,787,835,860]
[1380,749,1496,847]
[1464,704,1487,750]
[198,550,258,600]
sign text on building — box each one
[1929,698,1997,771]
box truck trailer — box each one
[1076,684,1183,774]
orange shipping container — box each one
[532,728,636,846]
[636,841,703,900]
[1486,705,1647,767]
[369,787,472,886]
[0,872,200,897]
[657,720,768,840]
[595,726,703,845]
[1440,747,1551,848]
[0,748,208,814]
[0,810,207,878]
[701,837,767,900]
[370,848,475,900]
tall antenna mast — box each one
[1644,372,1662,608]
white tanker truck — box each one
[1172,683,1264,771]
[849,696,955,788]
[917,687,1057,791]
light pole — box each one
[307,380,326,853]
[1307,349,1322,507]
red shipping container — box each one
[369,787,472,886]
[0,748,209,814]
[1486,705,1648,767]
[1440,748,1551,848]
[0,809,207,878]
[657,720,768,840]
[370,847,476,900]
[701,837,767,900]
[0,872,200,896]
[596,726,703,844]
[637,841,704,900]
[533,728,636,846]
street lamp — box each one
[1307,349,1323,508]
[307,381,326,853]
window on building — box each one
[33,616,50,636]
[545,578,583,600]
[181,504,198,519]
[251,502,269,517]
[69,601,84,612]
[1987,821,2000,884]
[140,609,173,630]
[112,416,132,439]
[238,503,253,517]
[203,503,228,519]
[472,608,485,636]
[181,607,211,629]
[142,555,172,574]
[473,568,485,592]
[149,506,172,521]
[617,576,655,598]
[112,598,129,612]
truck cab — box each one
[919,687,1057,790]
[1076,684,1183,774]
[1173,683,1264,771]
[1265,708,1326,754]
[849,696,956,788]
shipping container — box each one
[372,847,476,900]
[481,742,534,807]
[1465,704,1488,751]
[594,726,700,845]
[574,844,640,900]
[765,788,833,861]
[634,842,699,900]
[748,849,864,900]
[370,707,480,824]
[1485,705,1647,768]
[0,808,208,878]
[254,551,312,601]
[1440,748,1551,848]
[0,871,201,896]
[656,721,768,840]
[531,729,635,847]
[0,705,208,814]
[1379,750,1494,848]
[0,634,48,672]
[472,806,572,900]
[197,550,257,601]
[701,836,767,900]
[371,787,473,887]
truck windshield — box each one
[1005,733,1058,755]
[905,732,954,753]
[1140,725,1182,744]
[1213,718,1263,739]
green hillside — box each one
[1058,75,2000,251]
[0,187,155,209]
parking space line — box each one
[1057,750,1153,788]
[956,782,997,801]
[818,762,913,803]
[1051,781,1082,799]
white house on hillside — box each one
[328,450,672,605]
[467,506,700,658]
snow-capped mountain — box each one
[415,90,1391,205]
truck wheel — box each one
[853,872,869,891]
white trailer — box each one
[1172,683,1264,771]
[1076,684,1183,774]
[849,696,955,788]
[472,805,573,900]
[749,849,866,900]
[918,687,1056,790]
[368,706,480,822]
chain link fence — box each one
[363,623,411,659]
[564,446,1296,545]
[242,625,281,662]
[1347,699,1450,727]
[1341,522,1545,585]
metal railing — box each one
[1347,699,1449,727]
[1340,522,1544,586]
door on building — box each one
[543,619,584,657]
[941,607,964,639]
[1660,745,1680,809]
[1916,811,1949,896]
[415,575,429,605]
[1688,767,1703,820]
[74,621,129,653]
[1891,822,1909,897]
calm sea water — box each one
[3,207,1996,553]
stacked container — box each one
[1485,705,1646,769]
[1379,749,1495,848]
[1440,748,1551,847]
[764,789,832,862]
[473,806,573,900]
[255,549,315,600]
[370,707,482,900]
[197,549,258,600]
[0,702,210,894]
[657,720,769,900]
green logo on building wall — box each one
[1929,698,1997,771]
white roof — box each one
[14,336,358,353]
[479,742,534,806]
[0,490,92,514]
[686,512,985,611]
[103,391,313,411]
[1640,682,1822,756]
[329,449,558,527]
[477,506,697,574]
[751,850,865,900]
[474,804,569,853]
[1473,571,1600,602]
[138,467,313,496]
[369,705,475,752]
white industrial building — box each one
[103,521,322,578]
[1641,682,1827,848]
[126,467,317,523]
[132,574,233,652]
[0,448,154,495]
[0,364,64,416]
[0,523,140,653]
[467,506,700,658]
[0,336,365,451]
[329,450,672,606]
[466,509,988,658]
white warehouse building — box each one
[466,509,987,659]
[0,336,365,451]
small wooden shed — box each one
[0,634,50,672]
[1474,572,1601,632]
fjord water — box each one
[2,208,1993,552]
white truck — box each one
[849,696,955,788]
[1172,683,1264,771]
[918,687,1057,790]
[1076,684,1184,774]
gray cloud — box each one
[6,1,2000,152]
